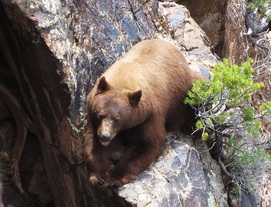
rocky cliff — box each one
[0,0,270,206]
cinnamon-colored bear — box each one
[84,39,204,187]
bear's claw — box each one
[103,178,124,188]
[89,174,105,185]
[103,174,137,187]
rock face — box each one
[177,0,227,56]
[119,133,228,207]
[156,3,217,74]
[0,0,227,206]
[222,0,248,65]
[224,1,271,207]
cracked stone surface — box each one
[118,133,228,207]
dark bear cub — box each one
[84,39,204,187]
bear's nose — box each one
[101,133,111,140]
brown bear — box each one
[84,39,204,187]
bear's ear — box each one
[128,90,142,107]
[97,76,109,93]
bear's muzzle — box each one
[97,120,117,146]
[99,133,111,146]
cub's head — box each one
[89,77,142,146]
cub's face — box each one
[91,94,132,146]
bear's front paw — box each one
[103,174,137,188]
[103,177,123,188]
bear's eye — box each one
[113,117,120,123]
[97,113,106,120]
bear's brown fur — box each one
[84,39,204,187]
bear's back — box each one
[103,39,194,106]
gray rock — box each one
[119,133,228,207]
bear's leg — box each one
[85,130,125,185]
[84,128,112,185]
[86,145,114,185]
[104,120,166,187]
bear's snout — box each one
[99,133,112,147]
[97,120,118,146]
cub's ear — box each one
[128,90,142,107]
[97,76,110,93]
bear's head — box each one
[89,77,142,146]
